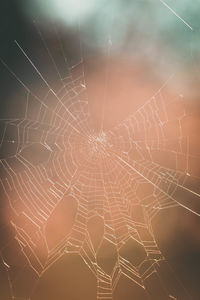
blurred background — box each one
[0,0,200,299]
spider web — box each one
[0,18,200,300]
